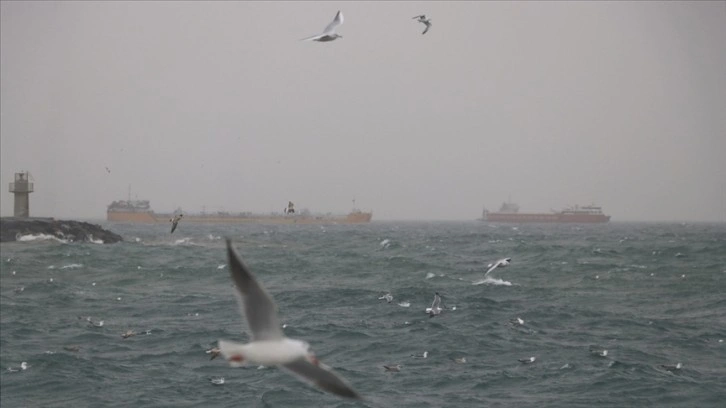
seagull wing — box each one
[485,262,499,276]
[281,358,361,399]
[422,21,431,35]
[322,10,343,35]
[431,294,441,310]
[300,33,325,41]
[171,222,178,234]
[226,239,284,341]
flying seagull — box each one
[485,258,511,276]
[412,14,432,35]
[302,11,344,42]
[425,292,442,317]
[170,214,183,234]
[218,239,361,400]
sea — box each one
[1,221,725,408]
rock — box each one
[0,217,123,243]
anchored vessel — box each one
[480,201,610,223]
[107,199,372,224]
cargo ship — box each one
[479,201,610,223]
[107,199,372,224]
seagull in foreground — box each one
[660,362,682,372]
[518,357,536,364]
[485,257,511,276]
[425,292,443,317]
[412,14,432,35]
[301,10,344,42]
[218,239,361,400]
[170,214,183,234]
[378,293,393,303]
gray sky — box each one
[1,1,725,222]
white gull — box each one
[301,11,344,42]
[218,239,361,399]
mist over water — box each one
[2,221,725,407]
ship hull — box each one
[482,213,610,223]
[107,211,372,224]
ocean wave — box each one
[16,233,68,243]
[472,277,513,286]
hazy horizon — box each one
[2,1,725,222]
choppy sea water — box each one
[1,221,725,408]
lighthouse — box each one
[8,172,34,217]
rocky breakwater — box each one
[0,217,123,244]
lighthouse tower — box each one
[9,172,34,217]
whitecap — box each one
[88,235,104,244]
[472,277,512,286]
[217,264,227,270]
[380,239,391,249]
[61,264,84,270]
[17,233,68,243]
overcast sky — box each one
[1,1,724,222]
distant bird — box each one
[589,347,608,357]
[518,357,536,364]
[6,362,29,372]
[89,319,104,328]
[425,292,443,317]
[412,14,432,35]
[379,293,393,303]
[660,362,682,372]
[410,351,428,359]
[206,347,221,360]
[170,214,183,234]
[383,364,402,372]
[453,357,467,364]
[217,240,361,399]
[64,345,81,352]
[510,317,525,326]
[121,330,137,339]
[105,167,111,174]
[485,258,511,276]
[301,10,344,42]
[13,286,24,294]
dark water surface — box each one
[2,221,725,407]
